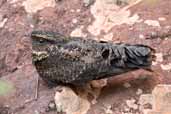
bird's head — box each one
[31,30,68,62]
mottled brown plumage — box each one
[31,30,155,86]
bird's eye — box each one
[39,39,45,43]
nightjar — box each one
[31,30,155,86]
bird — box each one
[31,30,156,86]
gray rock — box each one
[83,0,94,7]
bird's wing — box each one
[59,39,102,63]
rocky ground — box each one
[0,0,171,114]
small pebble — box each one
[105,107,113,114]
[123,82,131,88]
[48,101,56,111]
[144,20,160,27]
[83,0,94,7]
[35,110,39,114]
[150,31,158,38]
[160,63,171,71]
[91,99,97,104]
[72,18,78,24]
[126,98,138,110]
[139,34,145,39]
[136,88,143,95]
[76,9,81,12]
[103,105,113,114]
[54,86,90,114]
[158,17,166,21]
[70,9,75,12]
[123,106,130,112]
[0,18,8,28]
[152,53,163,65]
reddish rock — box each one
[140,85,171,114]
[0,0,171,114]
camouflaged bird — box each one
[31,31,156,86]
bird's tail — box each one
[110,44,156,70]
[124,44,156,70]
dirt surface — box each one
[0,0,171,114]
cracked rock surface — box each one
[139,85,171,114]
[0,0,171,114]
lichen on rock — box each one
[22,0,56,13]
[54,86,90,114]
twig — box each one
[163,48,171,59]
[35,75,39,100]
[12,75,39,113]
